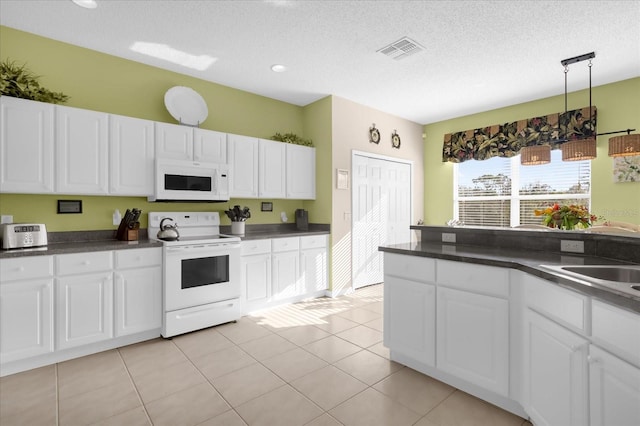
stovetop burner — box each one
[148,212,241,245]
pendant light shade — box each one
[561,138,597,161]
[521,145,551,165]
[608,134,640,157]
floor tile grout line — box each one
[115,347,154,426]
[55,363,59,426]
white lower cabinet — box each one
[240,235,328,314]
[437,286,509,395]
[589,345,640,426]
[0,256,55,364]
[524,309,588,426]
[241,239,272,313]
[114,248,162,337]
[271,237,302,301]
[56,271,113,350]
[384,276,435,366]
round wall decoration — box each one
[391,130,401,149]
[369,124,381,144]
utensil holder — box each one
[231,221,245,236]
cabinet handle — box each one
[587,355,600,364]
[83,261,91,265]
[17,266,25,272]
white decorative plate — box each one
[164,86,208,126]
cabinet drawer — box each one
[241,239,271,256]
[384,253,436,283]
[272,237,299,253]
[56,251,113,276]
[523,273,589,334]
[437,259,509,297]
[300,235,327,249]
[592,300,640,367]
[115,248,162,269]
[0,256,54,281]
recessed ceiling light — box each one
[130,41,217,71]
[71,0,98,9]
[271,64,288,73]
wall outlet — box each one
[560,240,584,254]
[1,215,13,224]
[442,232,456,243]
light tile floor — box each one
[0,284,533,426]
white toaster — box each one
[1,223,48,249]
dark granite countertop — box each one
[0,224,330,259]
[0,239,163,259]
[379,241,640,314]
[221,223,330,241]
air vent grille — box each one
[378,37,424,60]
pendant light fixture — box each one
[561,53,597,162]
[520,145,551,165]
[609,132,640,157]
[557,52,637,160]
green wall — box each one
[0,26,313,230]
[423,77,640,226]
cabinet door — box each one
[259,139,286,198]
[300,247,327,294]
[272,250,300,300]
[383,276,435,367]
[194,128,227,163]
[114,266,161,336]
[286,144,315,199]
[228,134,258,198]
[524,310,588,426]
[0,97,55,193]
[0,279,54,363]
[56,272,113,350]
[155,121,193,161]
[436,286,509,395]
[589,345,640,426]
[109,114,155,196]
[241,253,271,312]
[56,105,109,194]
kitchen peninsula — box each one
[379,225,640,426]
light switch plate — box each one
[560,240,584,253]
[442,232,456,243]
[1,215,13,224]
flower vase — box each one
[231,221,245,236]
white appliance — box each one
[1,223,48,249]
[149,159,229,202]
[148,211,241,337]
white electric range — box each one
[148,212,241,338]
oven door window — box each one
[165,174,212,192]
[181,255,229,289]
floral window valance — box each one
[442,106,597,163]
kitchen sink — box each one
[560,266,640,283]
[539,264,640,297]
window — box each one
[454,150,591,227]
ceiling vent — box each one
[377,37,424,60]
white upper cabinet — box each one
[228,133,259,198]
[109,114,155,196]
[259,138,286,198]
[286,144,315,199]
[156,122,227,163]
[194,128,227,163]
[0,96,55,193]
[56,104,109,194]
[155,122,194,161]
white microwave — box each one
[150,159,229,202]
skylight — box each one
[130,42,216,71]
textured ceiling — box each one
[1,0,639,124]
